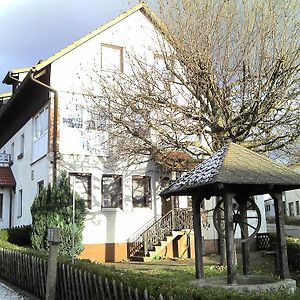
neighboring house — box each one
[285,165,300,218]
[264,197,275,220]
[0,3,266,262]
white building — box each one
[285,165,300,218]
[0,3,266,261]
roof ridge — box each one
[33,2,150,72]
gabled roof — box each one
[32,2,165,72]
[161,142,300,197]
[0,167,16,187]
[2,68,31,85]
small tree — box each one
[31,172,86,257]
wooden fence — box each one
[0,248,168,300]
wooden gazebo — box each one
[161,142,300,284]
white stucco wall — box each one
[47,10,171,245]
[0,189,11,229]
[0,104,50,228]
[285,166,300,217]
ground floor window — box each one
[289,202,294,217]
[69,173,92,209]
[102,175,122,208]
[132,176,151,208]
[0,194,3,219]
[296,201,300,216]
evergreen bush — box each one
[31,172,86,257]
[7,225,31,246]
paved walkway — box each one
[0,282,28,300]
[267,223,300,238]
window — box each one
[296,201,300,216]
[266,204,271,212]
[0,194,3,219]
[102,175,122,208]
[32,107,49,161]
[289,202,294,217]
[132,176,151,208]
[18,134,24,159]
[69,173,92,209]
[17,189,22,218]
[10,142,14,164]
[37,180,44,195]
[101,44,124,72]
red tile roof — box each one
[0,167,16,187]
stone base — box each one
[191,275,296,294]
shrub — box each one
[31,172,86,257]
[0,229,8,241]
[7,225,31,246]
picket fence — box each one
[0,248,168,300]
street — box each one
[0,283,28,300]
[267,223,300,238]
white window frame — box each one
[32,106,49,162]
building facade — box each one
[0,3,266,262]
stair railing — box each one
[128,208,193,258]
[127,217,156,258]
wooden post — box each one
[239,199,250,276]
[45,228,61,300]
[216,196,226,266]
[192,194,204,279]
[223,192,237,285]
[271,192,289,279]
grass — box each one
[72,253,300,300]
[1,228,300,299]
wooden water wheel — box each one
[213,197,261,243]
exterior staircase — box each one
[128,208,193,262]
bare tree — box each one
[83,0,300,169]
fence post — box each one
[45,228,61,300]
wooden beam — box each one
[192,193,204,279]
[223,192,237,285]
[270,192,289,279]
[239,199,250,276]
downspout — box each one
[8,71,22,84]
[9,188,13,229]
[30,71,59,184]
[8,71,22,93]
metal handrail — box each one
[128,208,193,258]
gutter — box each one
[30,70,59,184]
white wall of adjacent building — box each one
[0,104,50,228]
[285,166,300,218]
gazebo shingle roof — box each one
[161,142,300,197]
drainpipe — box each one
[8,71,22,84]
[30,71,59,184]
[9,188,13,229]
[8,71,22,93]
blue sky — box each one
[0,0,135,93]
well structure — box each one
[161,142,300,286]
